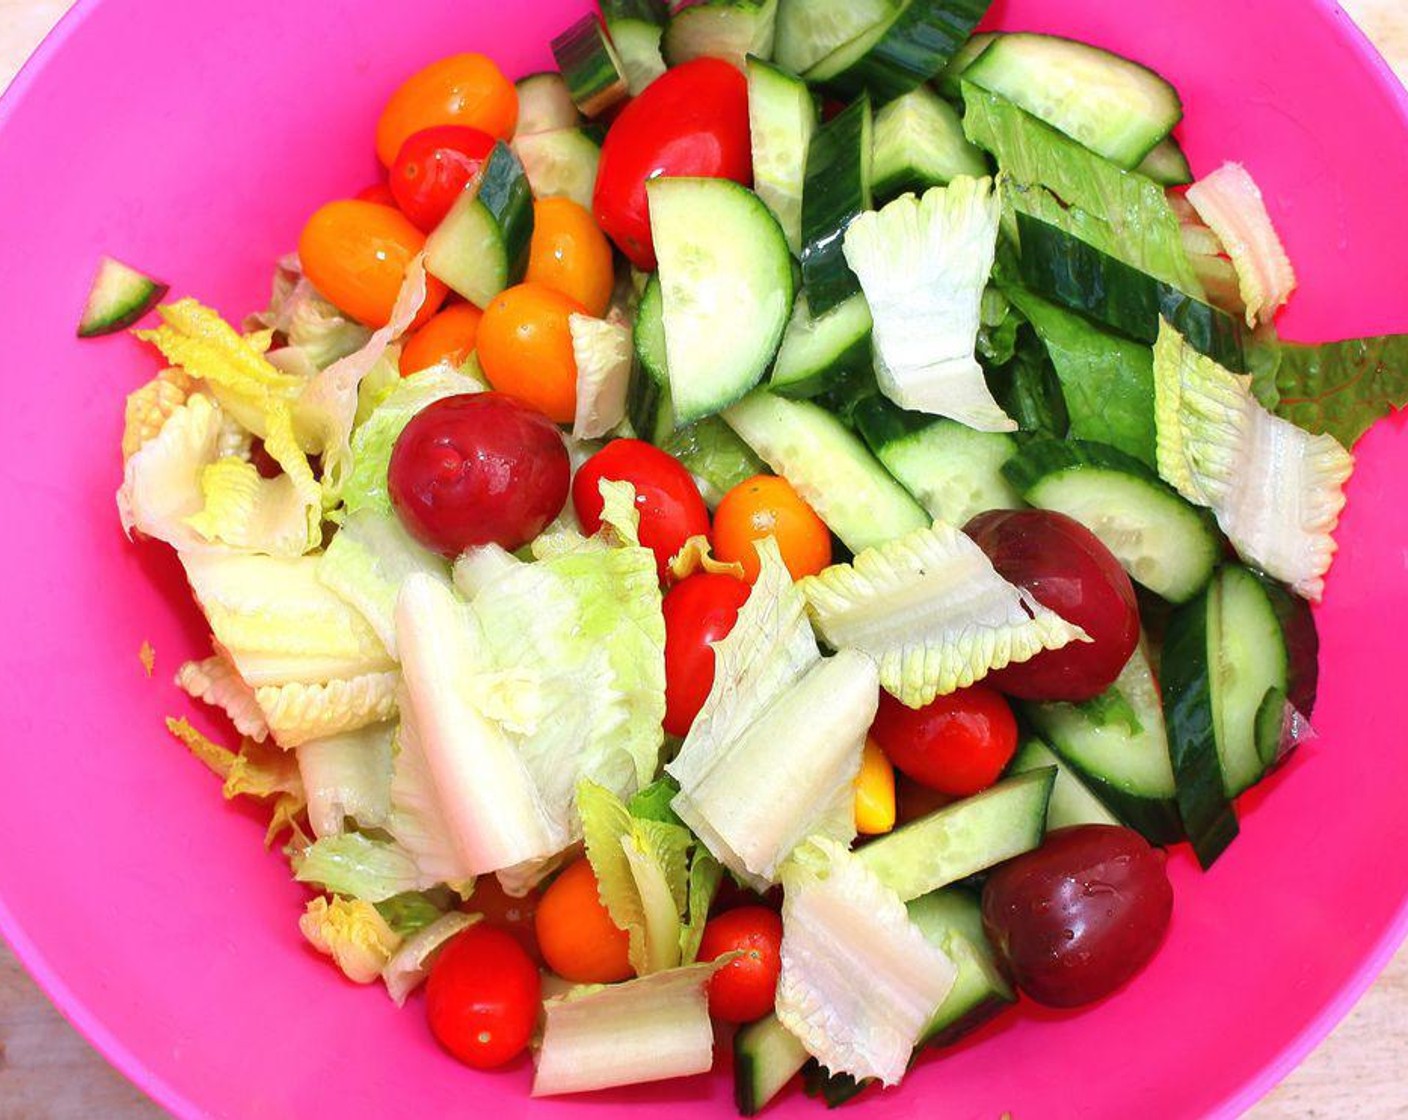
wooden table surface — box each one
[2,1,1406,1116]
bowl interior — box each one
[1,1,1406,1118]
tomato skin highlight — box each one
[713,474,832,583]
[535,857,633,983]
[297,199,447,329]
[376,52,517,167]
[869,685,1019,797]
[662,573,751,737]
[425,924,541,1069]
[390,124,495,232]
[572,440,711,581]
[698,906,783,1023]
[593,58,752,269]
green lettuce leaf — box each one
[374,888,458,938]
[679,848,723,965]
[1270,333,1408,449]
[294,832,442,903]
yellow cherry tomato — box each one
[476,282,585,423]
[712,474,833,583]
[855,737,897,836]
[376,53,518,167]
[399,302,483,376]
[297,199,446,329]
[525,197,616,318]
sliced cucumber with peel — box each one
[747,55,818,255]
[799,94,872,317]
[1008,737,1121,831]
[723,391,928,554]
[1002,438,1220,604]
[769,290,872,400]
[1137,136,1194,186]
[424,142,533,309]
[935,30,996,99]
[773,0,897,76]
[649,178,793,425]
[512,72,581,136]
[662,0,779,71]
[551,12,630,118]
[871,84,989,202]
[77,256,169,337]
[600,0,669,94]
[733,1013,809,1116]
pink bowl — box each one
[1,1,1406,1116]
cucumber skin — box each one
[480,143,535,289]
[551,12,628,117]
[77,272,168,337]
[1161,580,1239,869]
[799,95,872,317]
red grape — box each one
[981,825,1173,1008]
[388,392,569,556]
[964,509,1140,702]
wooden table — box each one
[1,1,1406,1115]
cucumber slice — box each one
[649,178,793,424]
[1137,136,1194,187]
[511,127,600,211]
[733,1013,808,1116]
[769,290,872,400]
[746,56,818,255]
[854,396,1020,528]
[965,32,1182,168]
[513,72,581,137]
[600,0,668,94]
[551,12,629,118]
[805,0,994,103]
[77,256,168,338]
[773,0,897,76]
[935,30,996,99]
[1003,439,1220,604]
[633,271,669,388]
[423,143,533,309]
[1008,737,1122,831]
[1015,210,1246,372]
[799,94,872,317]
[662,0,779,71]
[1021,641,1184,846]
[857,767,1055,901]
[871,85,988,202]
[723,391,928,553]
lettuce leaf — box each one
[176,654,270,742]
[122,367,195,460]
[166,716,305,847]
[381,912,477,1005]
[1154,320,1353,600]
[299,896,402,984]
[296,722,396,839]
[254,671,399,748]
[294,831,446,902]
[1268,333,1408,449]
[186,457,314,556]
[117,393,224,550]
[1186,163,1296,328]
[570,311,633,440]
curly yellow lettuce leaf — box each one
[299,896,402,984]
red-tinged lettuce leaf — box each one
[1273,334,1408,448]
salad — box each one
[91,0,1408,1111]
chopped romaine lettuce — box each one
[374,887,457,937]
[382,697,477,889]
[1154,320,1353,600]
[254,670,399,748]
[1268,333,1408,449]
[176,654,270,742]
[299,895,402,984]
[382,912,477,1006]
[799,523,1089,707]
[296,722,396,839]
[117,392,224,550]
[843,180,1016,432]
[667,535,746,582]
[570,311,633,440]
[166,716,305,847]
[186,457,314,556]
[1186,163,1296,328]
[777,839,957,1086]
[294,831,446,902]
[122,367,195,460]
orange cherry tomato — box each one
[525,197,616,318]
[534,857,632,983]
[399,302,483,376]
[376,53,518,168]
[712,474,832,583]
[476,282,585,424]
[297,199,446,329]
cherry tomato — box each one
[525,197,616,318]
[662,573,751,737]
[464,875,541,966]
[965,509,1141,702]
[535,857,632,983]
[297,199,447,329]
[399,302,483,376]
[982,825,1173,1008]
[593,58,752,269]
[869,685,1019,797]
[376,52,517,167]
[387,392,569,556]
[573,440,711,580]
[476,282,586,423]
[390,124,496,232]
[425,923,540,1068]
[713,474,832,583]
[355,181,398,207]
[697,906,783,1023]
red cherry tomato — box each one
[869,685,1019,798]
[572,440,711,581]
[964,509,1140,702]
[593,58,752,269]
[388,392,569,556]
[390,124,496,232]
[697,905,783,1024]
[662,573,751,737]
[464,875,542,967]
[425,923,541,1068]
[982,825,1173,1008]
